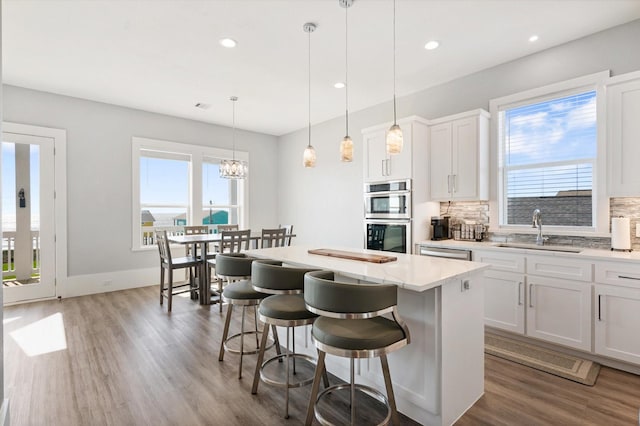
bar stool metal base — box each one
[259,353,316,388]
[314,383,391,426]
[223,330,275,356]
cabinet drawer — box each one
[526,255,593,282]
[595,261,640,288]
[473,250,525,273]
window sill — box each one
[492,227,610,239]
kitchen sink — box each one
[494,243,583,253]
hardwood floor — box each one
[3,286,417,426]
[4,286,640,425]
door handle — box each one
[618,275,640,281]
[529,284,534,308]
[597,294,602,321]
[518,282,523,305]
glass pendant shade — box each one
[219,159,247,179]
[340,136,353,162]
[303,145,316,168]
[386,124,403,155]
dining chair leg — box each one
[167,270,174,312]
[305,350,326,426]
[251,321,271,394]
[219,303,233,362]
[159,267,165,306]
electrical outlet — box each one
[102,280,112,286]
[636,223,640,238]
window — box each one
[490,71,609,234]
[132,137,248,250]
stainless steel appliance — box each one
[364,179,412,254]
[365,220,411,254]
[418,245,472,261]
[364,179,411,220]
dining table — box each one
[166,232,262,305]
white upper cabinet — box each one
[362,116,428,182]
[607,71,640,196]
[428,109,489,201]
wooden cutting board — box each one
[308,248,397,263]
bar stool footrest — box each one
[314,383,391,426]
[260,353,316,388]
[223,331,276,356]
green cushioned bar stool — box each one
[303,270,410,426]
[250,260,330,419]
[216,253,280,379]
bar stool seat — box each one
[216,253,279,379]
[304,270,410,426]
[250,260,329,420]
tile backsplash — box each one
[439,198,640,250]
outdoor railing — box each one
[3,231,40,279]
[141,225,217,247]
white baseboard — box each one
[59,267,158,299]
[0,398,9,426]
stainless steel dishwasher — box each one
[418,245,472,261]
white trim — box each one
[489,71,610,235]
[2,122,68,301]
[0,399,9,426]
[361,115,430,134]
[60,267,157,299]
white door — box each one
[429,122,452,200]
[451,116,477,199]
[484,269,526,334]
[2,132,56,303]
[363,130,387,181]
[594,284,640,364]
[526,276,591,351]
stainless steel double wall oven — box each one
[364,179,412,254]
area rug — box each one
[485,333,600,386]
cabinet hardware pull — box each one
[618,275,640,281]
[598,294,602,321]
[452,174,457,193]
[529,284,534,308]
[518,282,523,305]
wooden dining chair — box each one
[279,224,294,246]
[261,228,287,248]
[156,230,200,312]
[184,225,209,257]
[209,229,251,311]
[217,224,239,233]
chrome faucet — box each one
[532,209,544,245]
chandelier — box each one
[220,96,247,179]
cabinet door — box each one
[484,270,525,334]
[363,130,387,182]
[429,122,453,200]
[451,116,478,199]
[387,126,412,180]
[526,276,591,351]
[594,284,640,365]
[607,75,640,196]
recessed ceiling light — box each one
[424,40,440,50]
[194,103,211,110]
[219,38,237,48]
[334,82,346,89]
[529,35,539,42]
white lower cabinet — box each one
[594,284,640,365]
[483,269,525,334]
[526,276,592,351]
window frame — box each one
[131,136,249,251]
[489,71,610,236]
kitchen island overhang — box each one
[245,245,489,425]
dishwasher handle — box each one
[419,247,472,261]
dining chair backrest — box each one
[185,225,209,235]
[261,228,287,248]
[279,224,294,246]
[156,230,173,266]
[218,224,239,233]
[220,229,251,253]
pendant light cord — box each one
[308,28,312,148]
[232,98,236,161]
[393,0,397,125]
[345,3,349,137]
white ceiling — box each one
[3,1,640,136]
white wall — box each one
[278,19,640,249]
[2,86,279,279]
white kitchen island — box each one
[245,245,489,426]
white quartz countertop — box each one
[416,239,640,262]
[245,245,489,292]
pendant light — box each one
[220,96,247,179]
[303,23,317,168]
[339,0,353,162]
[386,0,403,155]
